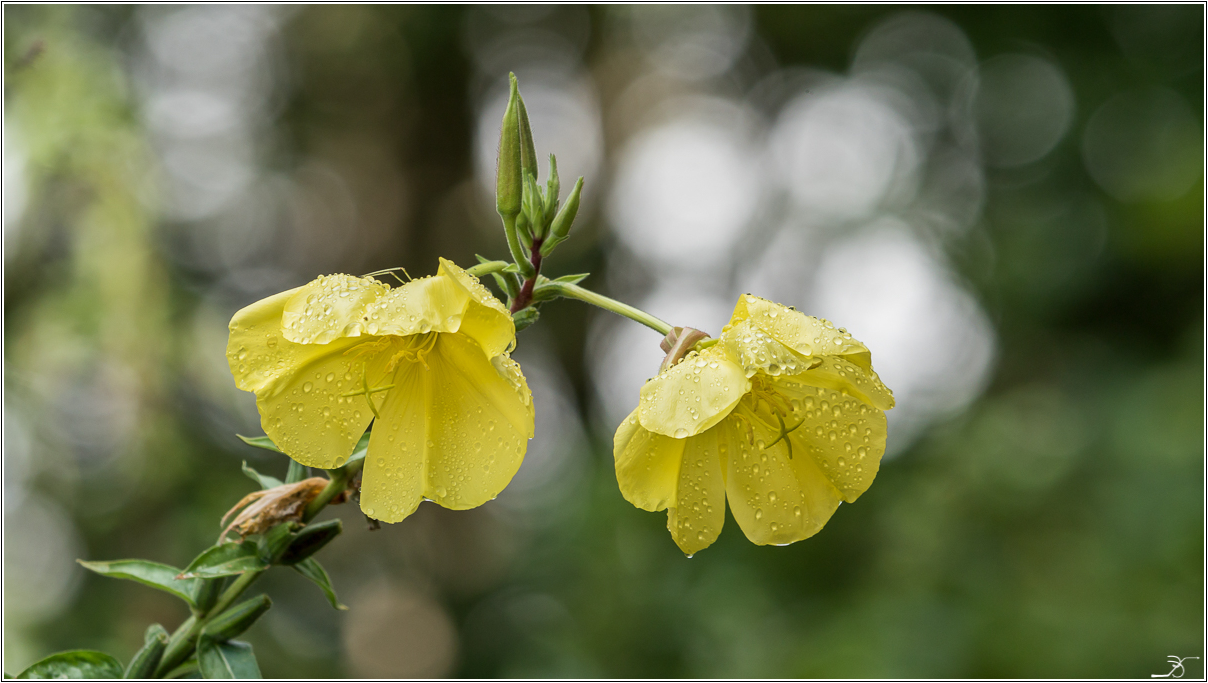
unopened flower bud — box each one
[278,519,343,565]
[523,172,547,239]
[257,522,299,565]
[544,154,560,225]
[540,176,583,256]
[517,89,539,181]
[123,624,169,679]
[496,74,523,219]
[201,595,272,642]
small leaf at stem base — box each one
[197,640,261,679]
[293,558,347,610]
[16,651,124,679]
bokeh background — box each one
[3,5,1203,678]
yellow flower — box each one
[227,258,534,523]
[613,294,894,555]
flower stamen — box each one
[340,363,395,419]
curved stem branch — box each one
[552,283,673,336]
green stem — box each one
[501,215,536,279]
[553,283,673,336]
[466,260,509,277]
[303,458,363,523]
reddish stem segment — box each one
[510,237,544,313]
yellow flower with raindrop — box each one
[227,258,533,523]
[614,294,894,555]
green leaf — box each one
[552,272,590,285]
[239,431,369,472]
[293,558,347,610]
[179,542,267,580]
[342,431,371,468]
[240,462,282,490]
[197,640,261,679]
[512,306,540,331]
[77,559,198,608]
[236,435,282,454]
[16,651,123,679]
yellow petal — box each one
[254,338,378,470]
[638,346,750,439]
[423,333,531,508]
[613,410,682,512]
[228,287,306,393]
[438,258,516,358]
[773,379,887,502]
[795,355,894,411]
[281,274,391,344]
[360,360,427,523]
[721,413,843,546]
[361,331,533,521]
[729,294,872,368]
[667,427,728,555]
[721,319,813,378]
[372,274,471,338]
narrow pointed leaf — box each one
[240,462,282,490]
[16,651,123,679]
[78,560,198,608]
[179,542,267,580]
[197,640,261,679]
[552,273,590,285]
[293,558,347,610]
[342,431,371,468]
[236,435,282,454]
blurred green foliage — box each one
[3,4,1202,678]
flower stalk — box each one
[548,282,673,336]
